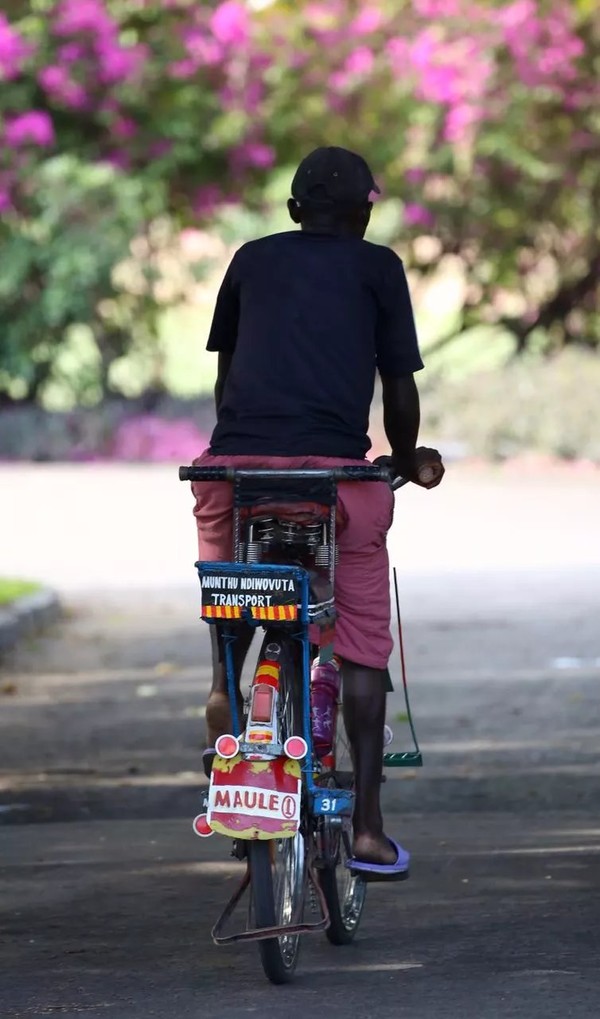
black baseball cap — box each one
[291,146,380,207]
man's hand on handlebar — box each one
[374,447,445,489]
[412,446,445,488]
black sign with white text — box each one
[200,568,299,611]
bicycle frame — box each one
[181,463,420,950]
[200,561,354,824]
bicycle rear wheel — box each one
[248,632,307,984]
[318,701,367,945]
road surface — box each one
[1,463,600,1017]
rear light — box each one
[251,685,274,723]
[284,736,308,760]
[192,813,213,837]
[215,734,240,759]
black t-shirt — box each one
[207,230,423,458]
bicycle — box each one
[179,463,421,984]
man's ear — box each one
[287,198,302,224]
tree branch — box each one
[503,250,600,350]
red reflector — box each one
[284,736,308,760]
[251,685,274,723]
[215,734,239,758]
[192,813,213,837]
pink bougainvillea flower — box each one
[345,46,375,77]
[413,0,464,17]
[231,141,275,169]
[95,40,148,83]
[404,203,435,228]
[327,93,349,114]
[149,139,173,159]
[38,65,89,108]
[405,167,426,184]
[62,84,90,110]
[351,8,384,35]
[219,84,236,107]
[0,13,33,79]
[102,150,131,170]
[0,187,12,212]
[58,42,86,63]
[53,0,116,38]
[496,0,538,33]
[251,52,273,73]
[38,65,70,91]
[329,69,351,93]
[38,63,69,90]
[305,2,344,29]
[386,36,409,71]
[108,416,210,462]
[169,58,198,79]
[409,27,437,70]
[4,111,55,147]
[113,117,138,140]
[209,1,249,47]
[443,104,480,142]
[192,184,226,217]
[182,28,223,66]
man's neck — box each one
[300,224,362,239]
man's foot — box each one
[352,832,399,866]
[347,835,410,882]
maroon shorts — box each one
[191,451,394,670]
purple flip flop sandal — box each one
[346,838,410,883]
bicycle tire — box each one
[248,631,306,984]
[318,700,367,945]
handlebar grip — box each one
[417,464,436,485]
[178,466,231,482]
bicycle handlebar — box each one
[178,464,406,485]
[179,464,410,490]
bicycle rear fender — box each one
[207,754,302,841]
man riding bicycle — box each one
[192,146,444,875]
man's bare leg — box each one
[205,625,254,747]
[342,660,397,865]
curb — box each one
[0,589,62,655]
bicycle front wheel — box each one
[248,632,306,984]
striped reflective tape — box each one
[202,604,298,621]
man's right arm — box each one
[381,373,420,480]
[381,374,445,487]
[376,252,443,487]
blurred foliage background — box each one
[0,0,599,461]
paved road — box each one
[1,464,600,1017]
